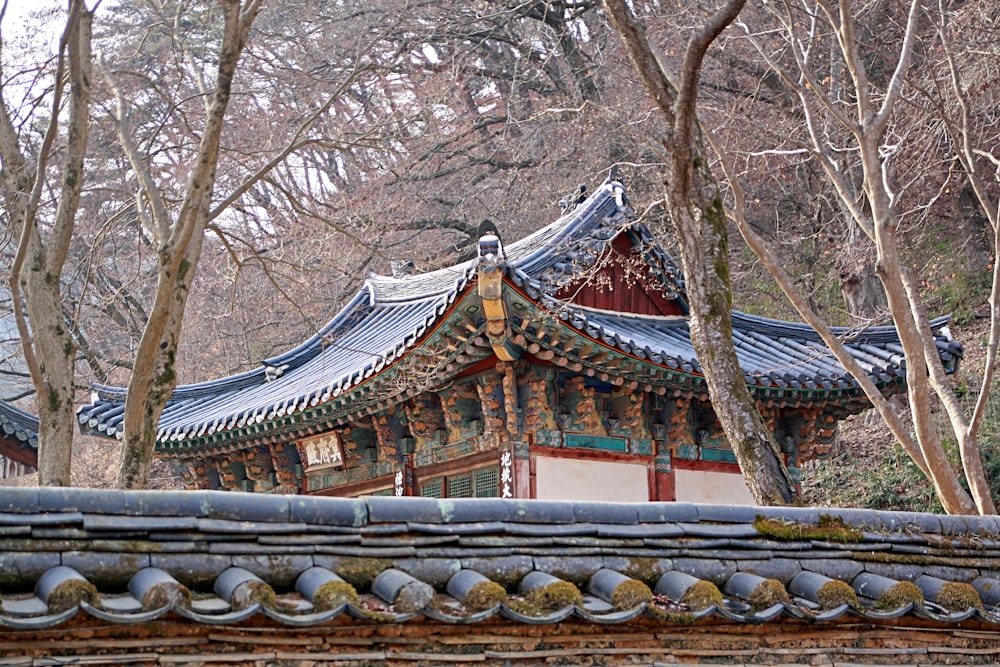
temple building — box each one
[77,174,962,502]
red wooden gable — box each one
[555,235,684,316]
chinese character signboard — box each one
[297,432,345,472]
[500,449,514,498]
[394,469,405,496]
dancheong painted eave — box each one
[0,400,38,468]
[75,174,963,453]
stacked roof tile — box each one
[0,488,998,630]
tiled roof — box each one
[0,401,37,466]
[76,180,637,444]
[0,489,998,631]
[75,176,962,448]
[534,304,960,392]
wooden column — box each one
[655,394,694,498]
[653,448,675,501]
[374,411,409,497]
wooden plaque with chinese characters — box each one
[297,432,345,472]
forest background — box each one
[0,0,997,512]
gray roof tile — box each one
[1,488,999,633]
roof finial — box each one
[477,219,504,264]
[559,184,587,214]
[391,259,415,278]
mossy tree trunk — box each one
[0,1,94,486]
[603,0,794,505]
[111,0,262,489]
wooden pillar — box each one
[501,362,520,442]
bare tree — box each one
[96,0,262,488]
[602,0,794,505]
[728,0,998,513]
[0,0,94,486]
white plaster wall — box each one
[534,456,649,502]
[674,468,755,504]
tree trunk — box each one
[0,1,93,486]
[674,190,795,504]
[115,0,260,489]
[603,0,794,505]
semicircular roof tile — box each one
[0,489,997,640]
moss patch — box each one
[462,581,507,612]
[334,557,391,588]
[748,579,790,611]
[682,580,724,611]
[936,582,982,612]
[815,580,858,609]
[312,580,359,612]
[231,581,276,610]
[527,581,583,611]
[355,607,397,622]
[753,515,864,543]
[610,580,653,610]
[621,558,664,584]
[141,583,192,611]
[48,579,100,613]
[876,581,924,610]
[505,580,583,617]
[647,606,700,623]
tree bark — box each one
[0,0,93,486]
[114,0,261,488]
[603,0,794,505]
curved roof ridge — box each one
[261,286,374,369]
[365,262,476,305]
[732,312,952,344]
[554,300,688,324]
[507,179,627,272]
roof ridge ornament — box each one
[559,184,588,214]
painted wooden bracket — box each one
[476,234,521,361]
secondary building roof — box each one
[0,400,37,468]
